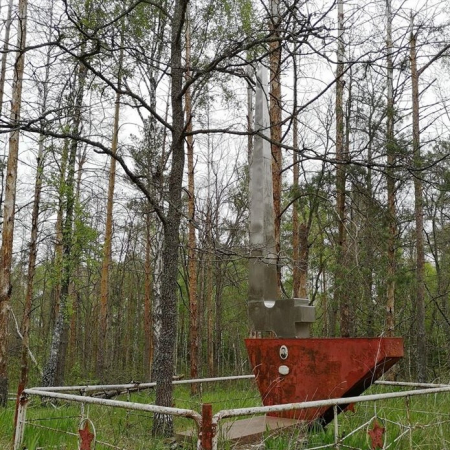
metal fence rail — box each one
[13,377,450,450]
[14,388,203,450]
[29,375,255,394]
[209,381,450,450]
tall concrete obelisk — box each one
[248,65,278,305]
[248,65,314,338]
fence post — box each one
[201,403,213,450]
[406,395,413,450]
[333,404,340,449]
[80,389,86,421]
[13,395,28,450]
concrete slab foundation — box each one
[177,415,304,447]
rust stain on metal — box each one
[201,403,213,450]
[368,419,385,449]
[246,337,403,424]
[79,420,95,450]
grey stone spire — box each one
[248,65,278,303]
[248,65,315,338]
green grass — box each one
[3,383,450,449]
[1,407,15,448]
[304,386,450,450]
[2,380,261,450]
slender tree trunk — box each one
[344,69,354,336]
[143,214,153,380]
[185,7,199,394]
[0,0,28,407]
[68,281,79,370]
[292,124,300,298]
[321,250,329,336]
[57,130,85,385]
[152,223,163,363]
[291,54,311,300]
[0,0,13,114]
[53,166,77,385]
[42,55,87,387]
[14,134,45,418]
[0,0,11,225]
[150,81,167,371]
[365,137,375,337]
[204,90,214,376]
[292,54,300,298]
[214,258,223,375]
[14,136,44,376]
[13,6,53,421]
[152,0,188,436]
[50,139,70,336]
[151,104,166,368]
[205,206,214,376]
[335,0,348,337]
[97,45,123,381]
[269,0,282,294]
[410,19,426,382]
[298,223,310,298]
[67,146,86,373]
[386,0,396,339]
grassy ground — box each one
[2,382,450,449]
[2,379,261,450]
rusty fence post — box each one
[201,403,213,450]
[13,395,28,450]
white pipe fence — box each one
[14,388,202,450]
[28,374,255,393]
[210,381,450,450]
[13,376,450,450]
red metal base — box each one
[246,337,403,424]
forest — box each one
[0,0,450,439]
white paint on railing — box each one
[13,375,450,450]
[212,384,450,421]
[24,388,202,420]
[14,388,202,450]
[30,374,255,393]
[210,384,450,450]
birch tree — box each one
[42,51,88,387]
[151,0,188,435]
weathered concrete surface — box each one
[177,415,303,446]
[248,65,278,306]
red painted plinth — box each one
[245,338,403,424]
